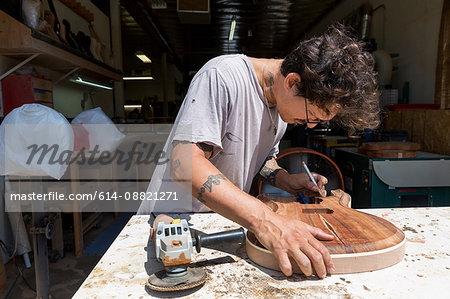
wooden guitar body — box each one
[246,194,406,274]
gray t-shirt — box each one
[137,54,287,214]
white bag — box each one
[71,107,125,153]
[0,104,74,179]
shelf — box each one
[0,10,122,82]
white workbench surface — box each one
[73,207,450,298]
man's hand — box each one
[281,172,328,197]
[252,210,335,278]
[259,157,328,197]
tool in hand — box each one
[147,214,246,292]
[302,161,326,197]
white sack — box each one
[71,107,124,153]
[0,104,74,179]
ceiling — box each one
[120,0,342,73]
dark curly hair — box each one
[280,24,380,132]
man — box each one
[138,24,379,279]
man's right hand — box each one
[252,210,335,278]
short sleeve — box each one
[268,141,280,158]
[172,69,229,152]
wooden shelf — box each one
[0,10,122,82]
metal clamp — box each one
[29,213,59,240]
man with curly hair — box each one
[138,24,379,279]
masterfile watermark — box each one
[26,141,170,171]
[2,124,175,180]
[9,191,179,201]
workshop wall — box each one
[307,0,444,105]
[53,82,114,119]
[384,109,450,155]
[124,59,183,108]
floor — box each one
[2,213,120,299]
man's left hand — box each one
[283,172,328,197]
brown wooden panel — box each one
[401,111,414,140]
[411,111,426,145]
[384,111,403,130]
[383,110,450,155]
[425,110,450,155]
[435,0,450,109]
[0,9,32,49]
[360,141,420,151]
[364,150,416,159]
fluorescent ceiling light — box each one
[69,76,112,90]
[135,51,152,63]
[229,16,236,41]
[124,105,142,108]
[123,76,154,80]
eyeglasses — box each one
[304,98,328,126]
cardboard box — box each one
[1,75,53,115]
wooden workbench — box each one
[73,207,450,298]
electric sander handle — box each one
[193,227,246,253]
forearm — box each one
[194,156,274,231]
[259,157,296,194]
[171,143,273,232]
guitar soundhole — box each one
[302,208,334,214]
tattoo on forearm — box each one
[173,159,181,169]
[263,168,283,186]
[259,158,285,186]
[197,174,227,203]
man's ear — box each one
[284,73,301,92]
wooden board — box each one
[364,150,417,159]
[360,142,420,151]
[246,194,405,274]
[424,110,450,155]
